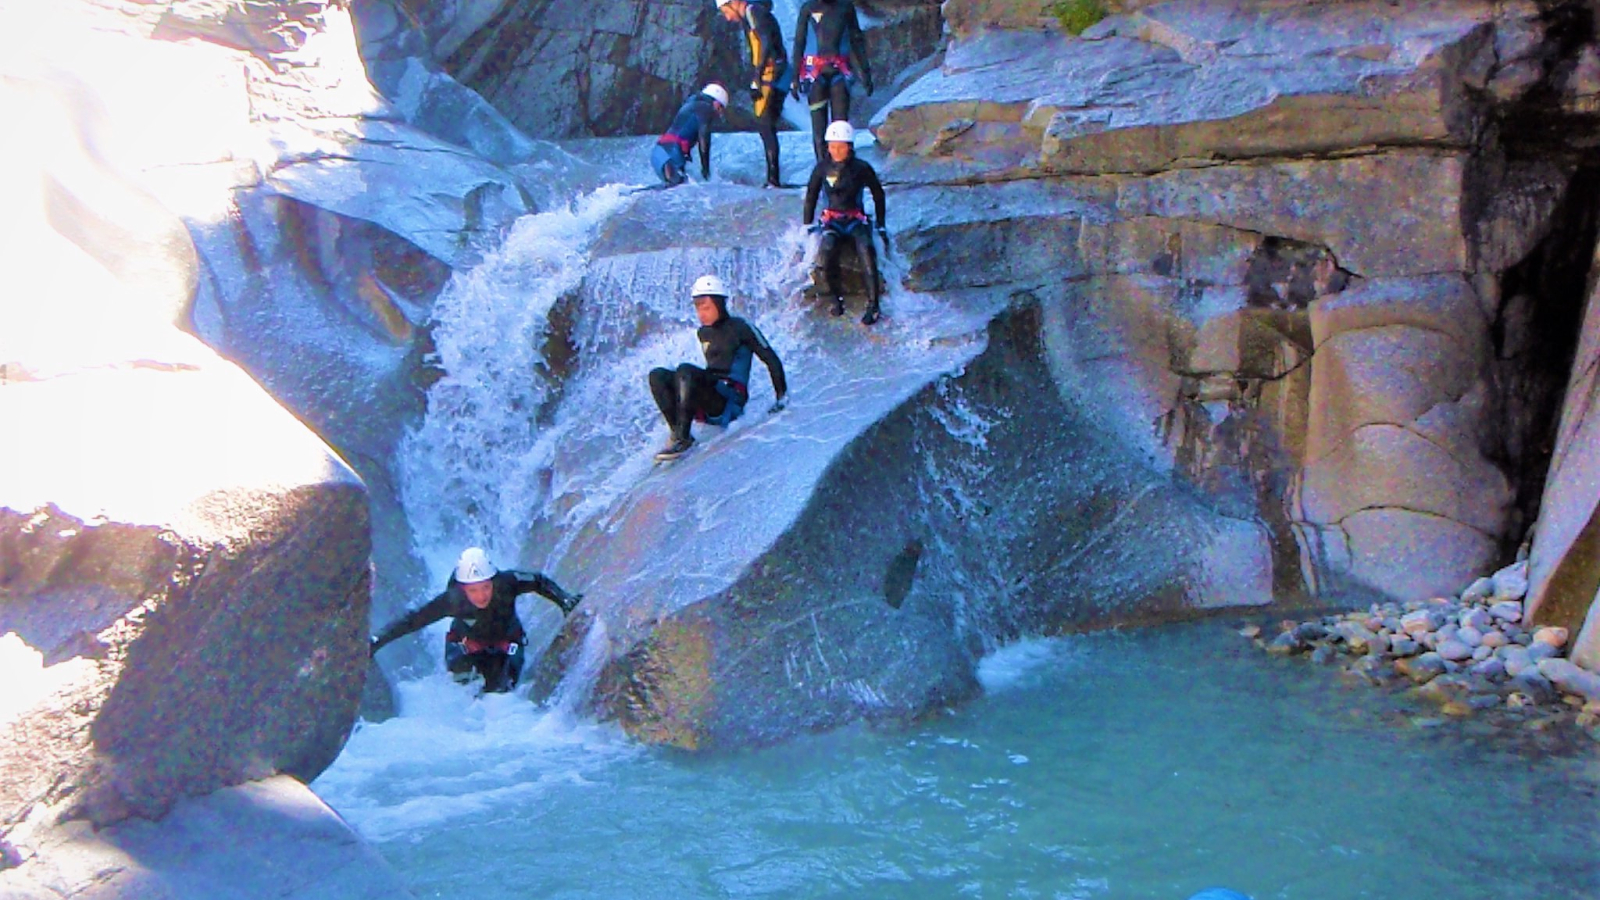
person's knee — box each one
[649,367,673,389]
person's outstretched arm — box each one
[695,102,714,180]
[370,592,451,655]
[512,571,583,614]
[741,321,788,406]
[803,164,824,225]
[865,162,886,229]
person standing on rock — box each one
[716,0,791,188]
[652,83,730,187]
[648,274,788,461]
[803,121,887,325]
[790,0,873,161]
[369,547,582,694]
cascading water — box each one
[396,185,636,576]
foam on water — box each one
[313,673,639,845]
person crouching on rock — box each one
[651,83,729,187]
[369,547,582,694]
[647,274,788,461]
[803,121,887,325]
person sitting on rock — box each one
[790,0,873,161]
[648,274,787,461]
[717,0,791,188]
[369,547,581,694]
[803,121,887,325]
[652,83,729,187]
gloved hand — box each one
[750,81,763,101]
[807,222,822,235]
[561,592,584,615]
[790,83,801,101]
[769,395,787,414]
[863,75,875,96]
[875,225,888,241]
[368,635,380,658]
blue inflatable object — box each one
[1188,891,1251,900]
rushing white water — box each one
[395,185,635,579]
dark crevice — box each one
[1490,165,1600,557]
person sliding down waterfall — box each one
[803,121,888,325]
[716,0,791,188]
[369,548,582,694]
[651,83,729,187]
[648,274,788,461]
[791,0,873,162]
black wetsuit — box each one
[649,310,787,442]
[792,0,872,160]
[804,152,886,314]
[653,93,719,185]
[370,571,579,693]
[737,1,791,186]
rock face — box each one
[1524,242,1600,670]
[869,0,1596,604]
[354,0,744,139]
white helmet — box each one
[703,83,730,107]
[824,120,855,143]
[454,547,496,585]
[691,274,730,299]
[714,0,735,6]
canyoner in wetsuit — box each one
[652,84,729,187]
[804,121,888,325]
[369,548,582,694]
[717,0,792,188]
[648,274,788,460]
[791,0,872,161]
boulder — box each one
[0,359,371,834]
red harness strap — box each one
[821,208,869,227]
[800,54,852,83]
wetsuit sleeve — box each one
[753,7,784,78]
[371,592,452,652]
[791,2,810,82]
[511,571,581,613]
[743,322,788,399]
[846,1,871,86]
[698,105,713,180]
[865,162,886,228]
[803,165,824,224]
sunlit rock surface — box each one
[0,0,438,886]
[0,777,411,900]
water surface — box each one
[315,623,1600,900]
